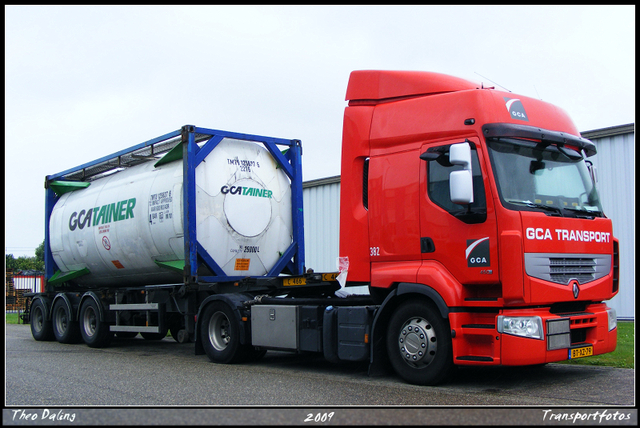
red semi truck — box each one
[339,70,617,384]
[28,70,618,386]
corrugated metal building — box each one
[302,123,634,320]
[303,176,341,273]
[581,124,635,320]
[6,270,44,313]
[12,270,45,292]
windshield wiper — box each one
[562,206,602,218]
[507,200,563,216]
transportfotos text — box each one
[542,409,632,423]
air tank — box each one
[49,138,293,287]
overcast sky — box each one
[5,5,635,257]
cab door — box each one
[419,138,499,286]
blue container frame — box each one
[181,125,305,283]
[43,125,305,287]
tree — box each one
[35,241,45,263]
[5,241,45,272]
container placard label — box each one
[234,258,251,271]
[149,190,173,225]
[111,260,125,269]
[227,158,260,172]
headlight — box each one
[497,315,543,340]
[607,308,617,331]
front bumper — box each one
[450,302,617,366]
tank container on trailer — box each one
[49,138,293,287]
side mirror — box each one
[449,143,474,205]
[449,142,472,169]
[450,170,474,204]
[586,160,598,185]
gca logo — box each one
[504,97,529,122]
[466,237,490,267]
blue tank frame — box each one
[44,125,305,287]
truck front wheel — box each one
[79,298,113,348]
[201,302,245,364]
[386,300,454,385]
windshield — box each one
[486,138,604,217]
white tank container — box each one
[49,138,293,287]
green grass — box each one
[6,312,634,368]
[556,321,635,369]
[6,312,22,325]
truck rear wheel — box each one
[52,299,81,344]
[30,299,55,341]
[386,300,454,385]
[200,302,246,364]
[79,298,113,348]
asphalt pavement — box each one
[4,323,637,425]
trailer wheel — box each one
[52,299,81,344]
[200,302,246,364]
[79,299,113,348]
[30,299,55,341]
[386,300,454,386]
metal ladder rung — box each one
[110,325,160,333]
[110,303,159,310]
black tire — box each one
[52,299,82,344]
[30,299,55,341]
[200,302,246,364]
[168,314,185,343]
[169,326,182,343]
[79,298,113,348]
[386,300,454,386]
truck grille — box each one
[525,253,611,285]
[549,257,597,284]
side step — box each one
[109,303,164,333]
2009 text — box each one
[304,412,335,423]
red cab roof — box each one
[346,70,480,102]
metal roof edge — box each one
[303,175,341,188]
[581,123,635,140]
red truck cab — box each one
[340,70,618,384]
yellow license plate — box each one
[283,277,306,286]
[322,273,339,281]
[570,346,593,359]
